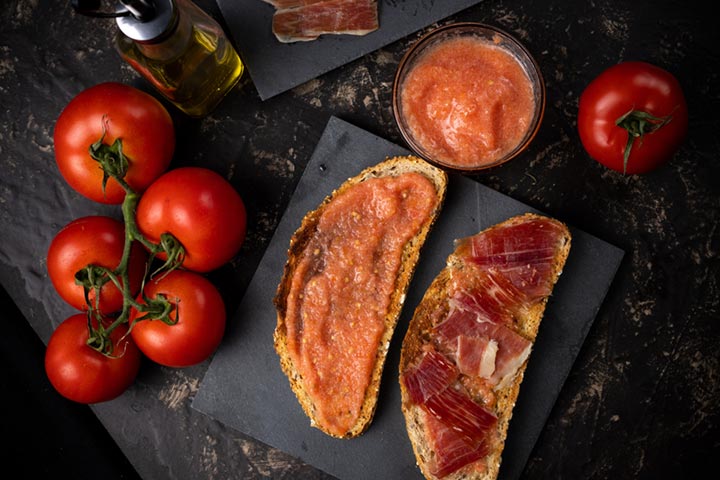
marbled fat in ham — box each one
[456,335,497,379]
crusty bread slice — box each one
[399,213,572,479]
[274,155,448,438]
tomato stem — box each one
[129,294,178,327]
[85,310,114,355]
[615,108,672,174]
[89,116,129,199]
[152,233,185,276]
[81,125,186,354]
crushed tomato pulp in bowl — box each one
[393,23,545,172]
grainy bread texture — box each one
[399,213,572,479]
[274,155,447,438]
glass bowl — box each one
[392,22,546,172]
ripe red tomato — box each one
[45,313,141,404]
[129,270,226,367]
[47,216,147,313]
[577,61,688,174]
[53,82,175,204]
[136,167,247,272]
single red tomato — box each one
[45,313,141,404]
[577,61,688,174]
[129,270,226,367]
[47,216,147,313]
[53,82,175,204]
[136,167,247,272]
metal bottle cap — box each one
[116,0,176,42]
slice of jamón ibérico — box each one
[423,410,491,478]
[449,267,531,324]
[433,309,532,389]
[403,347,497,437]
[424,386,498,444]
[271,0,379,43]
[403,348,497,472]
[402,348,458,405]
[454,217,568,300]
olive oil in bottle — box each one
[72,0,244,117]
[115,0,244,117]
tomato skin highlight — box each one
[47,216,147,313]
[53,82,175,204]
[577,61,688,174]
[136,167,247,272]
[130,270,226,368]
[45,314,141,404]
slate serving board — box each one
[192,116,624,480]
[217,0,484,100]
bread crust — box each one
[274,155,448,438]
[399,213,572,479]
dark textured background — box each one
[1,1,718,479]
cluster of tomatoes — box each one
[44,82,247,404]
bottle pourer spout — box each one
[71,0,157,22]
[119,0,156,21]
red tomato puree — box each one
[400,36,536,168]
[284,172,437,436]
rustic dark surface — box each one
[0,1,718,479]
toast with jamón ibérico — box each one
[399,213,571,480]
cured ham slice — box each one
[402,348,458,405]
[268,0,379,43]
[402,349,497,476]
[454,217,568,300]
[424,385,498,444]
[402,347,497,437]
[449,267,531,324]
[433,308,532,389]
[423,410,491,478]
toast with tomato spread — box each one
[274,155,447,438]
[399,213,571,479]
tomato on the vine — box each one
[47,216,147,313]
[53,82,175,204]
[129,270,226,367]
[577,61,688,174]
[136,167,247,273]
[45,313,141,404]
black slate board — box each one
[217,0,483,100]
[192,116,624,480]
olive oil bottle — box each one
[74,0,244,117]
